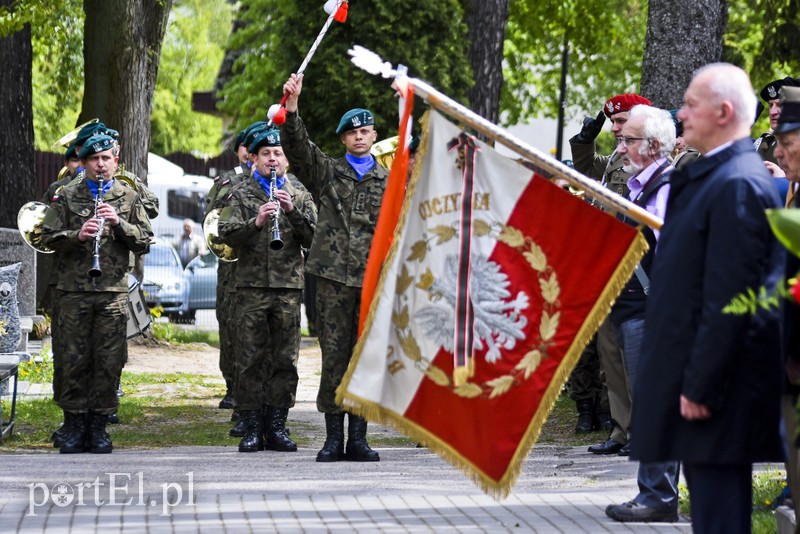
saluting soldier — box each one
[281,73,386,462]
[41,133,152,454]
[218,127,316,453]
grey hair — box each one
[628,104,676,158]
[695,62,758,127]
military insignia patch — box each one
[768,86,778,99]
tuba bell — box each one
[202,208,238,262]
[17,202,55,254]
[371,135,399,169]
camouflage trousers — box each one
[50,286,63,404]
[315,278,360,414]
[233,288,301,411]
[566,333,609,411]
[55,290,127,414]
[216,263,237,386]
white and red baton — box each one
[267,0,349,126]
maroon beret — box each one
[603,94,652,117]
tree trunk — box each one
[80,0,172,181]
[462,0,509,125]
[640,0,729,109]
[0,7,35,228]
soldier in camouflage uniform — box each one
[569,94,651,456]
[41,134,152,454]
[218,127,316,453]
[204,123,263,437]
[282,73,386,462]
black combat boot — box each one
[219,380,235,409]
[316,413,345,462]
[116,378,125,398]
[238,410,264,452]
[107,411,120,424]
[264,406,297,452]
[52,410,68,448]
[88,413,113,454]
[345,414,380,462]
[574,398,595,434]
[59,411,88,454]
[593,397,614,433]
[229,410,246,437]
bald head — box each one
[677,63,756,154]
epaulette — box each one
[225,192,234,201]
[214,175,221,183]
[222,178,231,186]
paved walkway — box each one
[0,337,696,532]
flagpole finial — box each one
[348,46,397,79]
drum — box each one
[126,274,151,339]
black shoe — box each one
[316,413,345,462]
[107,412,120,424]
[229,416,246,437]
[88,413,113,454]
[264,406,297,452]
[345,414,380,462]
[605,500,677,523]
[588,438,625,455]
[238,410,264,453]
[574,399,594,434]
[219,392,235,410]
[617,442,631,456]
[231,410,239,422]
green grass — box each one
[150,323,220,347]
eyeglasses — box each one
[616,136,648,147]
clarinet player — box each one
[218,127,316,453]
[41,133,152,454]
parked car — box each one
[186,252,218,313]
[142,242,192,322]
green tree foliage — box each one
[0,0,84,149]
[219,0,473,156]
[150,0,233,157]
[503,0,647,124]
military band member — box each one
[282,73,386,462]
[41,133,152,454]
[218,127,316,453]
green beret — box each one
[77,134,115,159]
[243,122,268,153]
[104,128,120,140]
[232,128,247,153]
[64,142,79,160]
[336,108,374,134]
[249,128,281,153]
[776,86,800,134]
[75,122,108,147]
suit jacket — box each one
[630,138,786,464]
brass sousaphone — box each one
[371,135,399,169]
[17,202,54,254]
[202,208,238,262]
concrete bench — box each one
[0,353,21,442]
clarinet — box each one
[269,167,284,251]
[88,173,105,277]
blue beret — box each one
[248,128,281,153]
[336,108,374,134]
[77,134,115,159]
[75,122,108,147]
[243,122,268,152]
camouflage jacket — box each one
[569,137,631,198]
[755,132,778,165]
[205,165,249,215]
[218,173,316,289]
[41,177,153,292]
[41,172,81,204]
[281,111,389,287]
[116,168,159,219]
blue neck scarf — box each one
[345,153,376,180]
[254,169,285,196]
[86,177,114,197]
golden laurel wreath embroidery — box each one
[390,220,560,399]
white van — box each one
[146,153,214,241]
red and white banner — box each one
[338,111,647,496]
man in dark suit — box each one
[631,63,786,534]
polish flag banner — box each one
[337,110,647,496]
